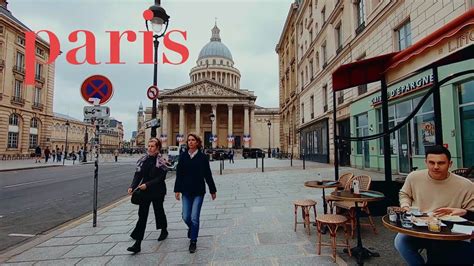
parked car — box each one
[212,149,228,160]
[167,146,179,161]
[242,148,264,159]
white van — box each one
[168,146,179,157]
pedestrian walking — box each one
[52,149,56,162]
[174,133,217,253]
[228,148,234,163]
[114,149,119,162]
[56,149,62,162]
[44,146,51,163]
[34,146,42,163]
[127,138,169,254]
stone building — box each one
[145,24,280,151]
[278,0,473,172]
[0,0,55,159]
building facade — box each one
[276,2,301,157]
[279,0,473,172]
[0,1,55,159]
[144,24,280,151]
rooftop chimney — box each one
[0,0,8,9]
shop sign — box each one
[371,73,433,105]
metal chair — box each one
[325,172,354,213]
[451,168,470,177]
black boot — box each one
[158,229,168,241]
[127,240,141,253]
[189,240,197,253]
[187,228,191,239]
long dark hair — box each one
[187,133,202,149]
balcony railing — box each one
[338,96,344,105]
[32,102,44,110]
[323,104,328,112]
[11,96,25,105]
[13,65,25,75]
[336,45,343,54]
[356,22,366,35]
[311,113,314,119]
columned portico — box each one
[250,107,255,148]
[244,105,249,148]
[211,104,217,148]
[195,104,201,134]
[162,104,168,148]
[179,104,185,144]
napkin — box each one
[451,224,474,235]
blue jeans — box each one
[395,233,474,265]
[182,193,204,242]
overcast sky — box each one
[10,0,293,139]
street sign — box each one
[81,75,113,105]
[83,106,110,119]
[84,117,110,127]
[147,85,159,100]
[144,118,160,129]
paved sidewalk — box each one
[0,159,404,265]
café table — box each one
[381,215,473,241]
[304,180,340,214]
[330,190,385,265]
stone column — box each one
[212,104,217,149]
[162,104,168,148]
[195,104,201,136]
[244,105,249,148]
[250,106,255,148]
[227,104,233,148]
[179,103,185,144]
[157,105,163,137]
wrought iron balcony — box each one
[13,65,25,75]
[11,96,25,105]
[32,102,44,111]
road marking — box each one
[8,233,36,237]
[0,215,3,218]
[3,179,52,188]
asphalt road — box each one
[0,162,174,252]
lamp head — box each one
[267,121,271,128]
[209,113,215,122]
[146,4,170,36]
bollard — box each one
[290,153,293,167]
[303,153,305,170]
[220,159,222,175]
[222,157,225,170]
[262,154,264,172]
[256,153,259,168]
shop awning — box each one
[332,53,397,91]
[387,8,474,71]
[332,8,474,92]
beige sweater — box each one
[399,169,474,213]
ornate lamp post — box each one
[145,0,170,137]
[267,120,271,158]
[63,120,70,165]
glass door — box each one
[460,105,474,167]
[398,123,412,174]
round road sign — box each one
[81,75,113,105]
[147,85,159,100]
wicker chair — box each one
[293,199,317,235]
[451,168,470,177]
[334,175,377,238]
[325,172,354,213]
[316,214,351,262]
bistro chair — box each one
[334,175,377,238]
[316,214,352,262]
[451,168,470,177]
[324,172,354,213]
[293,199,317,235]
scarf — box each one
[136,153,169,172]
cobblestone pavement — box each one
[0,158,404,265]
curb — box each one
[0,195,130,262]
[0,165,64,172]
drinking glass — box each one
[428,219,441,232]
[387,207,398,223]
[401,214,413,228]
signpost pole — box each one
[93,122,99,227]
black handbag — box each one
[131,188,146,205]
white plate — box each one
[439,215,467,222]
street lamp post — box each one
[146,0,170,138]
[83,128,88,163]
[63,120,70,165]
[267,120,271,158]
[209,113,215,149]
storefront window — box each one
[355,113,368,154]
[377,106,396,155]
[458,79,474,167]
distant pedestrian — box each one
[127,138,169,254]
[35,146,42,163]
[114,149,119,162]
[52,150,56,162]
[228,148,234,163]
[44,147,51,163]
[56,149,62,162]
[79,148,84,161]
[174,133,217,253]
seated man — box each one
[395,145,474,265]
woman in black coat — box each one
[174,133,217,253]
[127,138,169,253]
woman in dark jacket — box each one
[127,138,169,253]
[174,133,217,253]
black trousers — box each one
[130,195,167,241]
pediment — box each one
[161,79,250,98]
